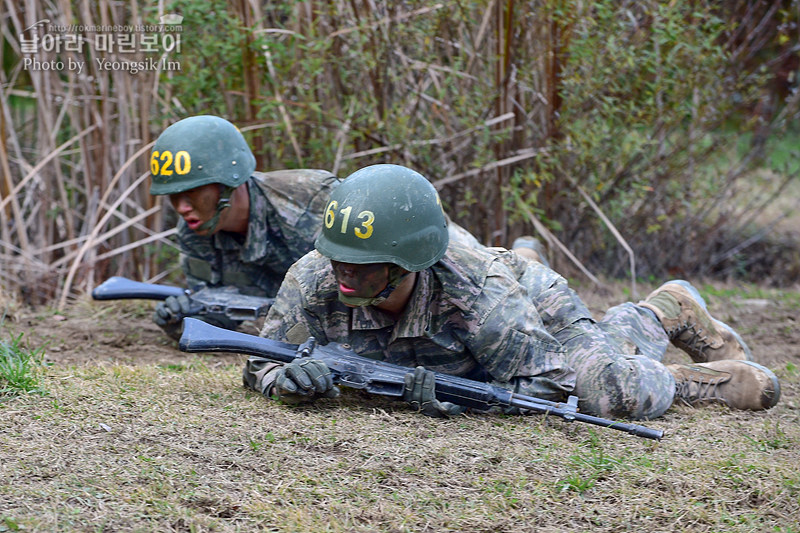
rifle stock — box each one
[179,318,664,440]
[92,277,274,322]
[92,276,186,300]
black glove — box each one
[403,366,466,418]
[152,293,193,340]
[273,359,341,404]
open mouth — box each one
[184,217,203,230]
[338,282,358,295]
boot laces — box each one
[667,321,710,356]
[674,372,728,406]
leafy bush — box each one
[515,0,799,281]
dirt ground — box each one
[3,280,798,380]
[2,281,799,532]
[1,298,252,368]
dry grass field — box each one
[1,281,799,532]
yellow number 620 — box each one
[150,150,191,176]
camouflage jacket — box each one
[259,241,588,401]
[177,169,339,297]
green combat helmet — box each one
[149,115,255,195]
[315,164,449,272]
[149,115,256,232]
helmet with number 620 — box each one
[315,164,449,272]
[149,115,256,195]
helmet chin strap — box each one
[337,265,410,307]
[195,185,235,234]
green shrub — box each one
[517,0,798,280]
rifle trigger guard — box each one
[337,374,367,389]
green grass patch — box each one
[699,283,798,302]
[0,330,47,399]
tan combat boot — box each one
[639,280,752,363]
[512,236,550,268]
[667,360,780,410]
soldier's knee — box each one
[575,356,675,420]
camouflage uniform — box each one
[256,241,676,420]
[177,169,339,297]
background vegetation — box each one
[2,0,799,306]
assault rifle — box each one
[91,276,274,323]
[179,317,664,441]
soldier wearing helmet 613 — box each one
[149,115,340,339]
[245,163,780,420]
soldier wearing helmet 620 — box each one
[245,163,779,421]
[149,115,340,339]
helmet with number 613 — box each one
[149,115,256,195]
[315,164,449,272]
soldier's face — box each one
[169,184,221,235]
[330,260,391,299]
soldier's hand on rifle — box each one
[404,366,466,418]
[153,293,193,340]
[273,359,341,404]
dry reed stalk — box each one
[0,124,99,214]
[50,204,165,270]
[58,142,155,309]
[0,86,30,255]
[332,99,356,176]
[234,0,264,166]
[573,184,636,298]
[0,99,18,247]
[262,45,305,166]
[466,0,495,75]
[1,0,176,302]
[328,3,446,38]
[93,228,178,267]
[432,148,541,188]
[515,196,605,289]
[489,0,511,246]
[0,242,48,273]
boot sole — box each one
[667,280,753,361]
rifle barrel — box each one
[510,395,663,440]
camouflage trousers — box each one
[554,303,675,420]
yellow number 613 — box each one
[324,200,375,240]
